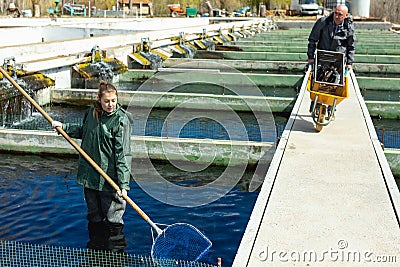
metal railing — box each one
[376,129,400,149]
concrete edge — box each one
[48,88,399,119]
[384,148,400,178]
[0,128,273,167]
[50,88,294,113]
[232,67,310,266]
[365,100,400,119]
[276,21,392,30]
[350,70,400,224]
[1,18,270,67]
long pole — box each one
[0,67,162,235]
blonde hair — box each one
[93,80,118,120]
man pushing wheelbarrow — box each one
[307,49,349,131]
[306,4,356,131]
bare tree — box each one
[370,0,399,23]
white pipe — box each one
[351,0,370,18]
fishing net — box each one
[0,240,217,267]
[151,223,212,265]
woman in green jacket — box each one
[52,81,132,253]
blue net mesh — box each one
[0,240,217,267]
[151,223,212,264]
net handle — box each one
[0,66,163,234]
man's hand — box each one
[308,58,315,65]
[345,64,352,69]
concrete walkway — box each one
[233,70,400,266]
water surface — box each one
[0,153,259,266]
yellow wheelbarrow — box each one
[307,50,349,132]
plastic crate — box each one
[314,49,345,86]
[186,8,197,17]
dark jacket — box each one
[63,104,133,192]
[307,13,356,65]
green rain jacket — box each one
[62,104,133,192]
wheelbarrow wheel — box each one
[316,105,326,132]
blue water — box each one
[373,118,400,149]
[7,105,400,148]
[0,153,259,266]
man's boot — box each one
[106,222,127,253]
[86,221,108,250]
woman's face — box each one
[98,91,118,113]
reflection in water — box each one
[0,153,260,266]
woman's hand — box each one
[52,120,62,128]
[117,189,127,198]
